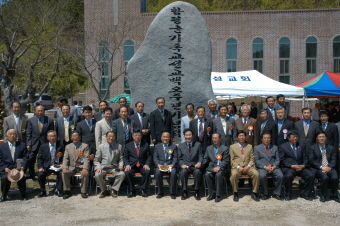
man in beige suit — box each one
[95,107,114,149]
[235,104,259,147]
[3,102,28,143]
[94,131,125,198]
[62,131,90,199]
[230,130,260,202]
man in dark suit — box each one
[149,97,174,144]
[178,128,203,200]
[294,107,320,153]
[129,101,150,145]
[235,104,259,147]
[203,132,229,202]
[55,105,78,146]
[276,107,295,147]
[205,99,219,120]
[265,96,276,121]
[257,109,277,145]
[309,132,339,202]
[250,101,258,119]
[94,101,109,122]
[189,106,213,153]
[274,94,289,118]
[153,132,178,199]
[37,130,64,197]
[112,106,134,151]
[212,104,237,147]
[3,101,28,143]
[254,132,284,200]
[113,97,134,119]
[124,130,152,198]
[26,105,54,178]
[0,130,29,201]
[319,111,339,151]
[279,130,314,201]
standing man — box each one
[250,101,258,119]
[129,101,150,145]
[227,103,239,120]
[265,96,276,121]
[235,104,259,147]
[94,101,109,122]
[94,131,125,198]
[55,105,77,146]
[37,130,64,197]
[3,101,28,143]
[309,132,339,202]
[180,103,197,143]
[311,103,321,121]
[95,107,114,149]
[0,130,29,201]
[178,128,203,201]
[254,132,284,200]
[124,130,151,198]
[319,111,339,150]
[112,106,134,151]
[276,107,295,147]
[149,97,174,144]
[54,97,77,119]
[205,99,219,120]
[76,101,83,117]
[153,132,178,199]
[279,130,314,201]
[26,105,54,178]
[274,94,289,118]
[113,97,134,119]
[203,132,229,202]
[257,109,277,145]
[62,131,90,199]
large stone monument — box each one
[127,1,215,140]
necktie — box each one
[124,120,129,141]
[322,123,326,131]
[109,144,113,156]
[222,118,226,134]
[271,109,275,119]
[164,144,168,159]
[199,120,204,141]
[240,144,244,158]
[266,146,270,155]
[292,144,297,158]
[321,148,328,166]
[15,115,20,139]
[214,146,218,156]
[87,120,92,130]
[304,121,309,136]
[161,110,165,121]
[135,144,140,167]
[278,122,283,135]
[243,118,247,126]
[50,145,55,164]
[64,118,69,142]
[261,122,266,134]
[188,143,191,153]
[212,112,216,120]
[74,145,78,158]
[38,118,43,132]
[10,143,15,160]
[139,113,143,128]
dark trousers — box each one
[258,168,284,196]
[315,169,339,197]
[124,166,151,192]
[38,170,63,192]
[154,167,177,195]
[1,173,26,197]
[205,171,226,197]
[180,167,202,191]
[282,168,314,197]
[28,149,39,176]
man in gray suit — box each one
[178,128,203,201]
[95,107,114,149]
[54,97,78,119]
[3,102,28,143]
[112,106,134,151]
[212,104,237,147]
[55,105,77,146]
[274,94,289,118]
[94,131,125,198]
[254,132,284,200]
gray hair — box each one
[241,104,251,112]
[6,129,17,136]
[276,107,286,112]
[207,99,217,105]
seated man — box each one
[203,132,229,202]
[124,130,151,198]
[37,130,64,197]
[279,130,314,201]
[309,132,339,202]
[230,130,260,202]
[0,129,29,201]
[153,132,178,199]
[178,128,203,201]
[254,132,284,200]
[94,131,125,198]
[62,131,90,199]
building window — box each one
[124,40,135,94]
[306,37,317,74]
[140,0,147,13]
[253,38,264,73]
[99,41,110,99]
[226,38,237,72]
[279,37,290,84]
[333,36,340,73]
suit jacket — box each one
[189,118,213,151]
[320,122,339,149]
[276,118,295,147]
[274,104,289,118]
[76,118,97,155]
[94,112,104,122]
[94,142,123,170]
[153,143,178,166]
[294,120,320,151]
[257,120,277,145]
[26,116,54,151]
[112,118,134,146]
[0,142,29,174]
[205,111,219,121]
[254,144,280,169]
[279,142,308,170]
[265,108,276,122]
[37,142,65,171]
[123,141,151,167]
[149,108,174,142]
[55,116,78,143]
[235,117,259,147]
[203,144,229,172]
[212,117,237,147]
[129,112,150,144]
[62,142,90,172]
[250,106,258,119]
[95,118,113,149]
[309,143,337,170]
[113,106,135,120]
[230,143,255,169]
[3,114,28,143]
[177,141,203,167]
[54,106,78,119]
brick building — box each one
[84,0,340,116]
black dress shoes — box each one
[55,189,63,197]
[252,193,260,202]
[285,196,291,201]
[20,194,28,200]
[139,190,148,198]
[181,191,188,200]
[81,193,88,198]
[156,193,164,199]
[38,191,47,198]
[0,196,7,202]
[233,193,239,202]
[127,191,136,198]
[273,195,283,200]
[319,195,326,202]
[300,194,312,201]
[206,194,216,201]
[215,196,222,202]
[194,191,201,201]
[330,195,340,203]
[170,194,176,199]
[63,191,72,199]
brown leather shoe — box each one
[99,190,109,198]
[110,190,117,198]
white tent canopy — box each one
[211,70,304,97]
